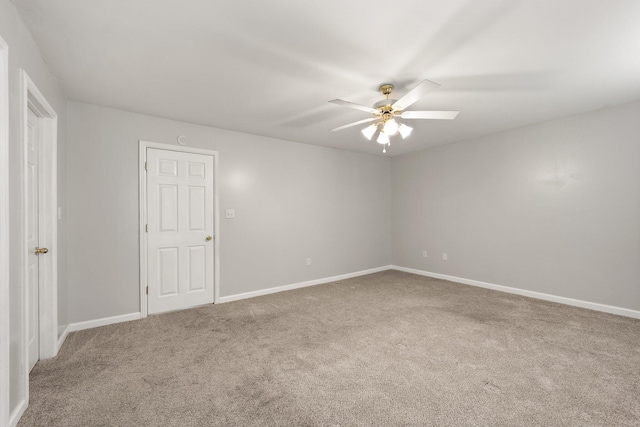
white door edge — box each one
[26,106,40,373]
[138,140,220,318]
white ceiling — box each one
[13,0,640,156]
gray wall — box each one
[67,102,392,323]
[1,0,68,416]
[392,100,640,311]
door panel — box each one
[188,186,205,230]
[159,185,178,231]
[159,247,179,296]
[147,148,215,314]
[26,107,40,371]
[187,245,206,291]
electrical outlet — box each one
[225,209,235,219]
[442,253,448,261]
[422,250,428,258]
[306,258,312,266]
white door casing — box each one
[16,71,58,427]
[0,34,10,427]
[26,107,40,372]
[146,148,215,314]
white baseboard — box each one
[218,266,392,303]
[9,398,27,427]
[68,312,141,333]
[64,267,386,331]
[392,265,640,319]
[56,324,70,354]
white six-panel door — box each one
[26,107,40,371]
[146,148,215,314]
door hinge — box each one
[145,224,148,232]
[146,286,149,295]
[144,161,148,171]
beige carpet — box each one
[19,270,640,426]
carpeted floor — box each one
[19,270,640,426]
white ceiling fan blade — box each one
[330,117,377,132]
[391,79,440,111]
[329,99,379,114]
[400,111,459,120]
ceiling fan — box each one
[329,79,459,153]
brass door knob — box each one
[35,247,48,255]
[205,235,213,241]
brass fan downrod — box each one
[375,84,397,117]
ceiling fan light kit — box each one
[398,123,413,139]
[384,118,399,135]
[361,124,377,140]
[377,131,390,145]
[329,79,459,153]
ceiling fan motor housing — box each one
[373,99,397,114]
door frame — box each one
[138,140,220,318]
[20,71,58,386]
[0,34,9,427]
